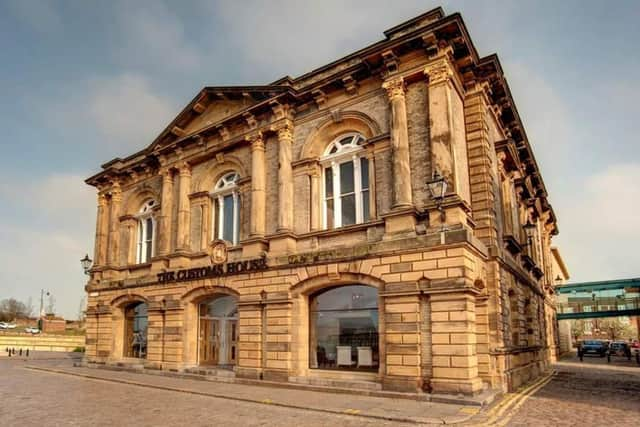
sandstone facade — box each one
[84,8,565,394]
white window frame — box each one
[211,172,240,245]
[320,133,370,229]
[136,200,156,264]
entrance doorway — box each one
[124,301,148,359]
[198,295,238,367]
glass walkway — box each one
[556,278,640,320]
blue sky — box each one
[0,0,638,319]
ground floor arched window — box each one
[124,302,148,358]
[198,295,238,366]
[309,285,379,371]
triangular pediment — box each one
[148,86,290,151]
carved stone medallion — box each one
[208,240,228,264]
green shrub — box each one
[72,346,86,353]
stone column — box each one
[249,133,266,237]
[158,169,174,256]
[107,184,122,266]
[277,124,294,232]
[382,77,413,209]
[176,163,192,251]
[94,193,109,266]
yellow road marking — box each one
[343,409,361,415]
[459,407,480,415]
[261,399,273,404]
[475,371,555,426]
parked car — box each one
[578,340,608,358]
[24,327,40,334]
[0,322,7,329]
[0,322,17,329]
[608,341,631,362]
[631,340,640,355]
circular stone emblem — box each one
[209,240,228,264]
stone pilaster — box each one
[158,169,174,256]
[107,184,122,267]
[94,193,108,266]
[263,300,293,381]
[277,123,294,232]
[309,167,321,231]
[176,164,191,251]
[122,216,138,265]
[249,133,266,238]
[464,82,499,247]
[382,293,423,392]
[236,301,265,380]
[382,77,413,209]
[423,52,473,233]
[429,292,483,395]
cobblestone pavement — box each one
[1,353,465,426]
[505,355,640,427]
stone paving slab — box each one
[25,362,477,425]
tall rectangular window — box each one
[340,161,356,226]
[324,166,334,229]
[360,157,370,222]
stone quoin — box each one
[84,7,567,395]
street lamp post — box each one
[81,254,93,276]
[426,170,448,243]
[38,289,50,331]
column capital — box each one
[382,77,405,100]
[178,162,192,177]
[97,192,108,206]
[247,131,265,150]
[109,183,122,202]
[424,55,456,87]
[276,122,294,143]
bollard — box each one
[26,349,29,357]
[19,348,22,356]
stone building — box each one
[84,8,564,394]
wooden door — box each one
[199,319,220,365]
[227,320,238,364]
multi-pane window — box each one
[211,172,240,245]
[136,200,156,263]
[321,133,371,229]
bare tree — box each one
[24,297,34,318]
[0,298,30,322]
[599,318,635,341]
[571,319,586,342]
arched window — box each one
[309,285,379,371]
[124,302,147,359]
[321,133,371,229]
[136,200,156,263]
[211,172,240,245]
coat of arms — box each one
[208,240,228,264]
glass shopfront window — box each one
[309,285,379,371]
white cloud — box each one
[209,0,421,78]
[503,61,574,172]
[85,74,175,151]
[555,163,640,282]
[113,0,201,72]
[0,173,95,319]
[48,73,175,155]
